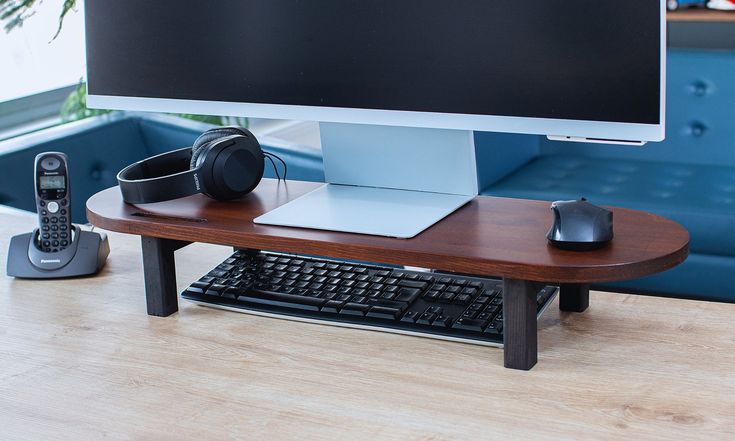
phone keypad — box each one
[38,197,70,252]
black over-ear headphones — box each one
[117,126,265,204]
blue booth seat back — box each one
[0,116,150,222]
[538,50,735,166]
[0,113,324,224]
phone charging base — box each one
[6,225,109,279]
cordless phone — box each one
[34,152,72,252]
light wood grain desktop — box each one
[1,206,734,440]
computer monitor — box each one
[85,0,666,238]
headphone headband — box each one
[117,147,202,204]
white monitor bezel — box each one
[86,1,666,143]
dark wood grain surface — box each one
[668,10,735,22]
[87,179,689,284]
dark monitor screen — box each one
[86,0,661,125]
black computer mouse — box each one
[546,198,613,251]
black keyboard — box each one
[182,250,558,346]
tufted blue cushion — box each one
[484,155,735,257]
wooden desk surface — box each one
[1,206,733,441]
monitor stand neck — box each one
[254,123,478,238]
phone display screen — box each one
[39,175,66,190]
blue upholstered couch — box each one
[0,113,324,226]
[478,49,735,301]
[1,49,732,301]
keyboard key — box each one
[461,287,478,296]
[417,312,435,325]
[432,315,453,328]
[221,289,238,299]
[237,290,326,311]
[455,294,472,305]
[452,318,489,332]
[439,292,455,303]
[367,306,401,320]
[382,291,397,300]
[484,325,501,336]
[462,310,477,319]
[401,311,419,322]
[424,290,440,302]
[321,300,343,313]
[398,280,427,290]
[366,299,407,312]
[340,303,371,316]
[395,288,421,303]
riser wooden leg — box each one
[503,278,541,370]
[559,284,590,313]
[141,236,191,317]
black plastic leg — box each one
[559,283,590,313]
[141,236,191,317]
[503,278,542,370]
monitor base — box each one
[254,183,473,238]
[254,123,478,238]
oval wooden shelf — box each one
[87,179,689,284]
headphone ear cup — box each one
[190,127,251,169]
[203,136,264,201]
[190,140,212,169]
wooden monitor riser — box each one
[87,179,689,370]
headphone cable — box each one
[263,151,288,181]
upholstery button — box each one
[688,122,707,137]
[688,80,709,97]
[91,168,102,181]
[650,190,674,199]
